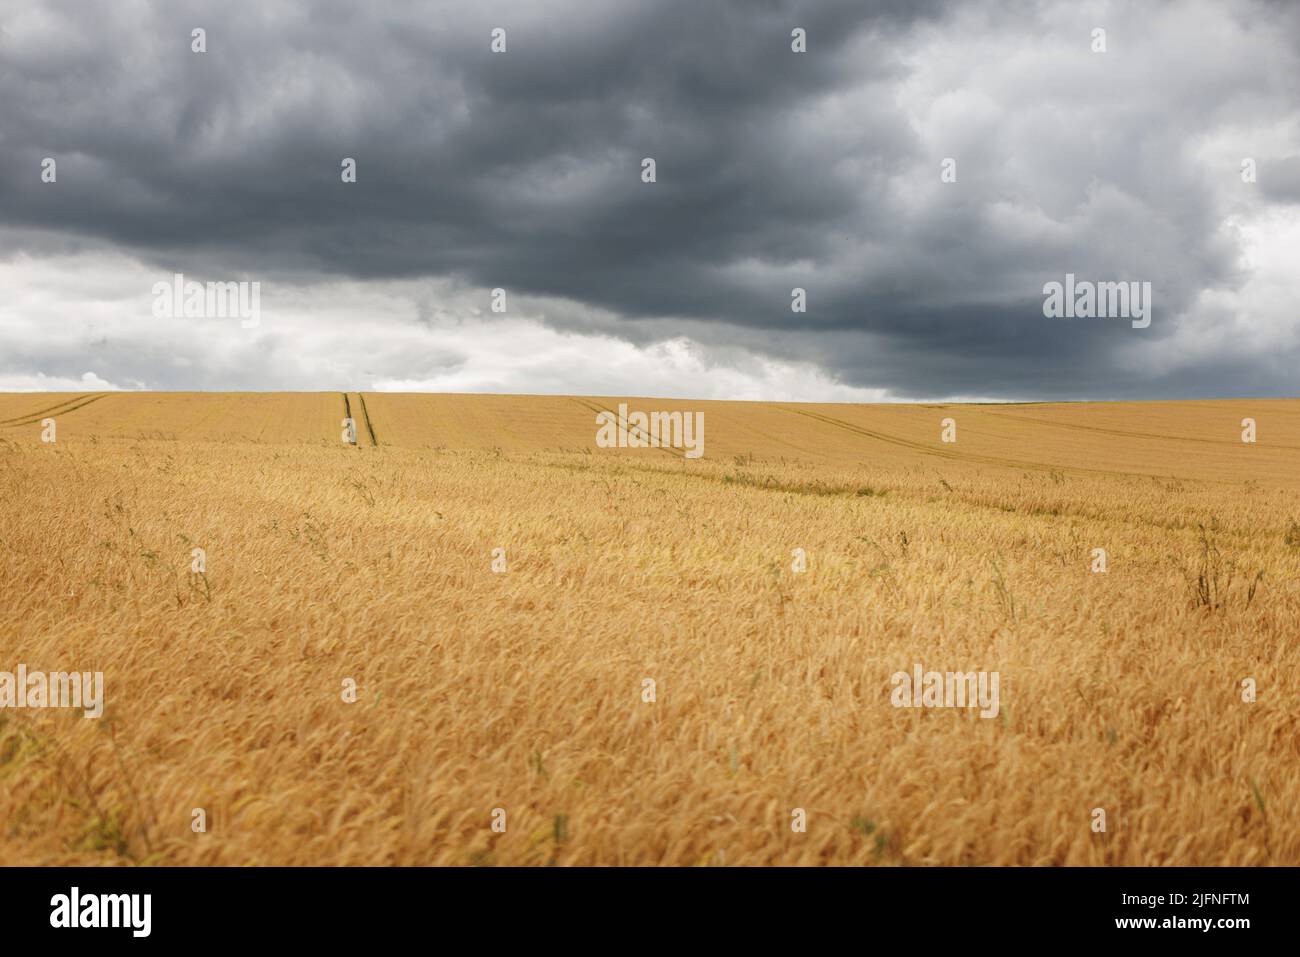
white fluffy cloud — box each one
[0,239,887,399]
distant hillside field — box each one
[1,392,1296,865]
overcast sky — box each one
[1,0,1297,400]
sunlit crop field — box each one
[1,392,1297,865]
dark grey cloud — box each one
[1,0,1299,398]
[1260,156,1300,204]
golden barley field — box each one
[1,391,1297,866]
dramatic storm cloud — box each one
[1,0,1297,398]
